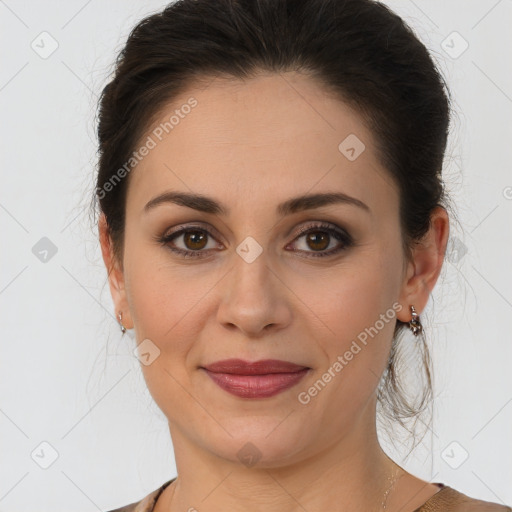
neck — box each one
[158,397,406,512]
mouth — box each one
[200,359,311,399]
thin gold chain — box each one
[381,468,405,510]
[164,470,406,511]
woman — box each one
[95,0,511,510]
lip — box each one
[200,359,310,399]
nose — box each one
[216,252,292,338]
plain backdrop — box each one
[1,1,511,510]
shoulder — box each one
[416,485,512,511]
[107,478,175,512]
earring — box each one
[118,312,127,334]
[408,305,422,336]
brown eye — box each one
[159,225,221,259]
[304,231,330,252]
[183,230,208,250]
[288,222,353,258]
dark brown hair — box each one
[92,0,453,451]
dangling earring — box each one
[118,312,127,334]
[408,305,422,336]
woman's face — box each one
[103,71,423,467]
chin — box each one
[202,416,315,469]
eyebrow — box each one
[143,190,370,216]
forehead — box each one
[127,71,397,215]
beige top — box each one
[108,478,512,512]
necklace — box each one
[381,467,405,510]
[164,469,406,511]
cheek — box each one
[122,244,215,403]
[125,258,198,421]
[124,241,209,343]
[334,272,398,344]
[300,249,401,348]
[298,248,402,407]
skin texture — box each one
[99,71,449,511]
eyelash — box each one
[156,221,353,259]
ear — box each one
[98,212,134,330]
[396,206,450,322]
